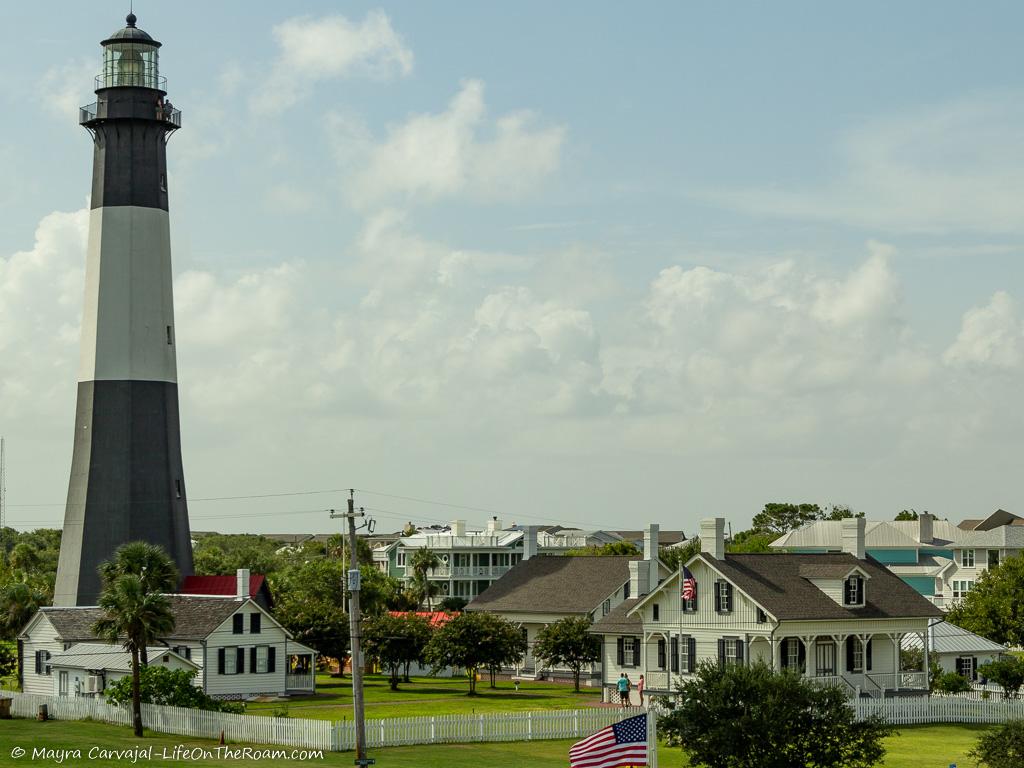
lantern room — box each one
[99,13,163,90]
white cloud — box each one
[334,80,566,206]
[944,291,1024,369]
[705,93,1024,233]
[256,11,413,115]
[39,59,97,123]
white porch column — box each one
[921,629,930,687]
[770,637,780,671]
[802,635,817,677]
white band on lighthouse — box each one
[79,205,178,384]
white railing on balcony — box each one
[644,670,670,691]
[423,535,503,548]
[451,565,511,579]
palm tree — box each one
[0,582,46,637]
[410,547,441,610]
[92,575,175,737]
[98,542,178,664]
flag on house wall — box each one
[681,566,696,600]
[569,713,648,768]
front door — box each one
[815,641,836,676]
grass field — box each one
[0,719,990,767]
[244,673,602,720]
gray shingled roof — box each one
[466,555,638,614]
[590,598,642,635]
[708,553,943,621]
[39,595,244,641]
[798,563,863,580]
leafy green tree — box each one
[945,555,1024,647]
[659,661,894,768]
[192,533,281,576]
[980,657,1024,699]
[751,503,862,535]
[105,666,238,711]
[0,642,16,679]
[438,596,468,612]
[969,719,1024,768]
[533,617,601,692]
[726,530,776,553]
[660,539,700,571]
[894,510,919,521]
[362,613,432,690]
[357,566,404,617]
[425,612,525,694]
[565,541,641,557]
[275,599,349,669]
[92,575,176,737]
[324,534,374,566]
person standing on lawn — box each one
[638,674,645,706]
[617,673,630,708]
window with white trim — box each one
[679,637,690,672]
[952,579,974,599]
[224,647,237,675]
[623,637,636,666]
[256,645,269,674]
[851,639,864,673]
[786,640,800,670]
[602,598,611,617]
[962,549,975,568]
[723,639,740,665]
[396,551,407,567]
[844,575,864,606]
[652,604,660,622]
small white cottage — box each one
[47,644,199,698]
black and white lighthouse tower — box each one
[54,14,193,606]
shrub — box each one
[980,657,1024,699]
[969,719,1024,768]
[105,666,239,712]
[932,671,972,695]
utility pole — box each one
[330,491,371,766]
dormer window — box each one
[962,549,975,568]
[844,575,864,606]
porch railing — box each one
[286,672,315,691]
[867,671,927,691]
[644,670,670,691]
[808,675,857,697]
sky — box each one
[1,1,1023,537]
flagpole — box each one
[648,710,658,768]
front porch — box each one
[284,642,317,694]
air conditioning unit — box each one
[86,675,103,694]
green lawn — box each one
[244,673,602,720]
[0,719,991,768]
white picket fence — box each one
[6,689,1024,751]
[336,708,635,750]
[851,696,1024,725]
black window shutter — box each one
[735,639,744,664]
[268,646,276,674]
[845,638,854,672]
[671,637,679,673]
[233,614,244,634]
[617,637,624,666]
[726,583,733,612]
[717,638,725,667]
[972,657,978,681]
[217,648,225,675]
[714,582,722,612]
[657,639,666,669]
[250,647,257,673]
[687,638,696,673]
[34,650,42,675]
[780,639,789,669]
[798,640,806,672]
[236,647,245,675]
[857,577,864,604]
[865,639,872,671]
[632,637,641,667]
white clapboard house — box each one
[590,518,943,700]
[19,571,317,700]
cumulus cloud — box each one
[332,80,566,206]
[705,93,1024,233]
[944,291,1024,369]
[38,59,97,123]
[256,11,413,115]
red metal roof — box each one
[180,574,267,597]
[388,611,459,627]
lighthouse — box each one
[54,14,193,606]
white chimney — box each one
[236,568,250,600]
[841,517,866,559]
[699,518,725,560]
[487,516,502,533]
[451,519,466,537]
[628,560,649,598]
[644,523,660,587]
[918,512,934,544]
[523,526,538,561]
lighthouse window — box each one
[175,479,182,499]
[166,325,173,345]
[160,174,166,192]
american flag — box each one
[569,714,648,768]
[681,566,696,601]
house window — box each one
[58,671,68,696]
[952,580,974,599]
[657,638,667,669]
[174,645,191,660]
[844,576,864,606]
[233,614,244,634]
[815,641,836,676]
[851,639,864,673]
[224,647,237,674]
[723,639,741,665]
[962,549,975,568]
[35,650,52,675]
[250,613,261,634]
[396,551,407,567]
[988,550,1000,568]
[623,637,636,667]
[679,637,690,672]
[956,656,977,681]
[256,646,269,674]
[652,604,660,622]
[715,581,733,613]
[786,640,801,670]
[756,608,767,624]
[624,581,631,600]
[602,598,611,617]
